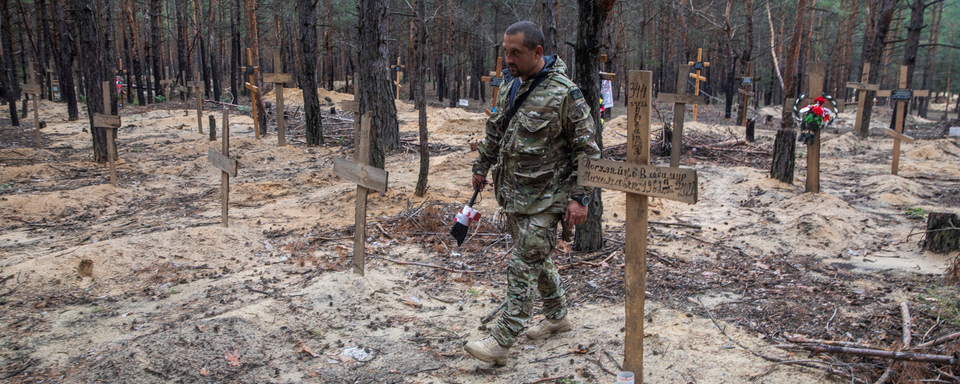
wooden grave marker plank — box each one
[737,61,759,127]
[390,56,404,100]
[599,54,617,81]
[343,72,362,142]
[21,60,42,149]
[208,109,238,227]
[242,48,262,139]
[656,64,703,168]
[803,62,826,193]
[332,112,389,276]
[581,70,699,378]
[93,81,121,187]
[160,66,174,101]
[187,72,204,133]
[266,50,293,146]
[687,48,710,121]
[481,56,504,116]
[886,65,928,175]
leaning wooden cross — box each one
[737,61,759,127]
[579,70,698,379]
[242,47,261,139]
[264,50,294,146]
[880,65,928,176]
[93,81,122,187]
[390,56,404,100]
[333,112,389,276]
[797,63,827,193]
[208,108,238,227]
[187,71,204,133]
[481,57,504,116]
[687,48,710,121]
[21,60,43,149]
[846,63,880,134]
[656,64,703,168]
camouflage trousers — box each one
[492,212,567,347]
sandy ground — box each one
[0,93,958,383]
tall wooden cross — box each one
[342,72,363,141]
[159,66,174,102]
[242,47,262,139]
[737,61,757,127]
[187,71,205,133]
[264,50,294,146]
[333,112,389,276]
[21,61,43,149]
[390,56,404,100]
[579,70,698,379]
[599,54,617,81]
[656,64,704,168]
[93,81,122,187]
[208,108,238,227]
[799,62,826,193]
[687,48,709,122]
[481,57,504,116]
[846,63,880,134]
[882,65,928,176]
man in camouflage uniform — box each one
[464,21,600,365]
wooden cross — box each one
[390,56,404,100]
[93,81,122,187]
[599,54,617,81]
[159,66,174,102]
[21,61,43,149]
[800,62,826,193]
[242,48,261,139]
[264,50,294,146]
[481,56,504,116]
[687,48,709,121]
[116,59,128,103]
[846,63,880,134]
[187,71,205,134]
[883,65,928,176]
[341,72,362,141]
[333,112,389,276]
[208,108,238,227]
[737,61,758,127]
[656,64,704,168]
[579,70,698,380]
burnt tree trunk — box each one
[230,0,239,101]
[770,0,807,183]
[413,0,428,197]
[296,0,322,145]
[923,212,959,253]
[572,0,613,252]
[358,0,399,169]
[51,0,78,120]
[857,0,899,137]
[75,0,111,162]
[0,0,20,126]
[176,0,187,100]
[149,0,162,100]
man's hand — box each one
[564,200,588,226]
[471,174,488,191]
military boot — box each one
[464,336,510,365]
[525,316,572,340]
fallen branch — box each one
[777,345,955,365]
[379,257,483,274]
[914,332,960,349]
[648,220,702,230]
[480,300,506,324]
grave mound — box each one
[862,175,930,206]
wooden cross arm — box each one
[264,73,294,83]
[689,73,707,82]
[333,157,389,193]
[208,147,239,177]
[883,128,915,144]
[21,84,42,94]
[687,61,710,66]
[187,81,204,87]
[738,89,756,97]
[342,100,359,113]
[657,93,704,104]
[600,72,617,81]
[846,82,880,91]
[244,82,260,93]
[481,76,492,82]
[93,113,122,129]
[577,156,698,204]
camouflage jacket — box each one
[472,56,601,215]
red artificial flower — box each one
[811,105,825,116]
[814,96,827,105]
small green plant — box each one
[155,95,166,102]
[0,182,14,193]
[906,207,926,220]
[79,94,87,103]
[918,283,960,326]
[311,329,323,337]
[336,330,347,337]
[91,308,100,313]
[238,105,251,113]
[467,288,481,297]
[167,287,182,294]
[337,136,345,145]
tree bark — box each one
[572,0,613,252]
[413,0,428,197]
[75,0,112,162]
[1,0,19,126]
[175,0,187,100]
[358,0,399,169]
[770,0,807,183]
[923,212,959,253]
[245,0,267,133]
[50,0,78,120]
[541,0,558,56]
[149,0,162,100]
[857,0,899,137]
[296,0,322,146]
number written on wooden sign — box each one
[578,156,698,204]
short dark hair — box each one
[505,21,545,52]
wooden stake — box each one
[846,63,880,134]
[390,56,404,100]
[738,62,757,127]
[244,48,261,139]
[657,64,703,168]
[222,109,230,227]
[188,72,204,133]
[688,48,710,121]
[21,61,42,149]
[265,50,294,146]
[886,65,929,175]
[805,63,825,193]
[93,81,122,187]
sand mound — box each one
[904,141,960,161]
[759,106,782,117]
[862,175,930,206]
[684,121,742,137]
[906,114,936,125]
[785,212,866,251]
[262,87,354,106]
[232,181,294,203]
[428,108,487,137]
[602,115,628,146]
[821,132,864,155]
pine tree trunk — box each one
[245,0,267,133]
[75,0,111,162]
[358,0,399,169]
[230,0,239,101]
[150,0,162,100]
[176,0,187,100]
[572,0,613,252]
[541,0,557,55]
[856,0,898,137]
[36,0,52,101]
[770,129,796,183]
[770,0,807,183]
[296,0,323,145]
[51,0,78,120]
[0,0,18,126]
[413,0,428,197]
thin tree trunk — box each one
[176,0,187,100]
[297,0,322,145]
[541,0,558,56]
[246,0,266,133]
[50,0,78,119]
[0,0,19,126]
[413,0,428,197]
[75,0,112,162]
[770,0,807,183]
[358,0,400,169]
[150,0,162,100]
[857,0,899,137]
[230,0,239,101]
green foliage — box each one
[167,287,182,294]
[467,288,481,297]
[0,182,14,194]
[917,283,960,326]
[238,106,251,113]
[79,94,87,103]
[311,329,323,337]
[906,207,926,221]
[155,95,166,102]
